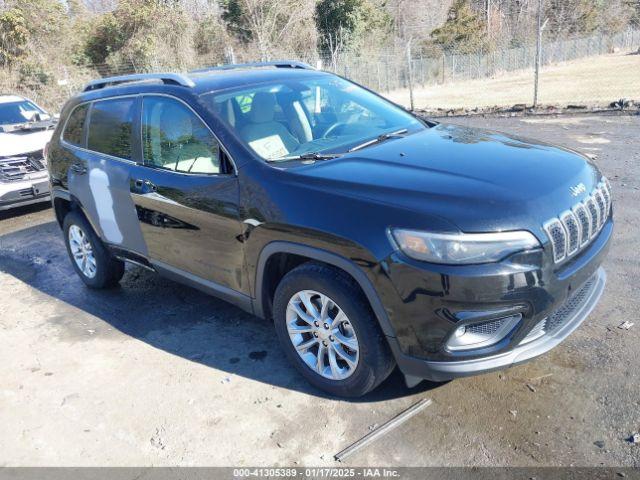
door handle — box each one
[70,163,87,175]
[132,179,157,194]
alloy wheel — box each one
[68,224,97,279]
[286,290,359,380]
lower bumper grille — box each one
[446,314,522,352]
[520,274,598,345]
[466,318,505,336]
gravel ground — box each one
[0,113,638,467]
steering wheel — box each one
[322,122,350,139]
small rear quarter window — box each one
[62,104,89,147]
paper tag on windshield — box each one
[249,135,289,160]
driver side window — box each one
[142,96,220,174]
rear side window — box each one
[62,104,88,147]
[87,98,135,160]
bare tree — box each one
[389,0,453,43]
[83,0,117,13]
[236,0,315,61]
[322,25,348,70]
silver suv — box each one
[0,95,55,211]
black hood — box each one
[292,124,600,236]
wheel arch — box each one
[253,241,396,337]
[51,188,96,233]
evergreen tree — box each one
[430,0,487,53]
[315,0,390,55]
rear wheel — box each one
[273,262,395,397]
[63,210,124,289]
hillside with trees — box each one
[1,0,638,110]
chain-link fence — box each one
[322,27,640,112]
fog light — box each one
[446,314,522,352]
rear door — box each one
[63,96,149,257]
[129,94,244,292]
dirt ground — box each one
[386,52,640,110]
[0,113,639,467]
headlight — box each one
[390,229,540,265]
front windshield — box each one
[201,75,424,161]
[0,99,46,126]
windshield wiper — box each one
[348,129,409,153]
[269,152,341,162]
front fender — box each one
[251,239,397,338]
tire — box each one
[63,210,125,289]
[273,262,395,397]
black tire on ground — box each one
[62,210,125,289]
[273,262,395,397]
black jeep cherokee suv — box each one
[47,61,612,397]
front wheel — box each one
[63,210,125,289]
[273,263,395,397]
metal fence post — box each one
[385,58,390,91]
[406,40,415,111]
[533,0,543,108]
[452,54,456,81]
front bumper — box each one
[390,267,606,382]
[0,177,50,211]
[381,216,612,382]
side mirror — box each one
[25,111,40,122]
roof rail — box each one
[190,60,314,74]
[83,73,195,92]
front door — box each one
[129,95,244,293]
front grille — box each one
[0,151,46,182]
[26,150,45,169]
[594,191,606,227]
[544,219,567,262]
[573,204,591,247]
[543,178,611,264]
[585,197,600,233]
[560,211,580,256]
[520,274,597,345]
[602,178,612,212]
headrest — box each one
[249,92,276,124]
